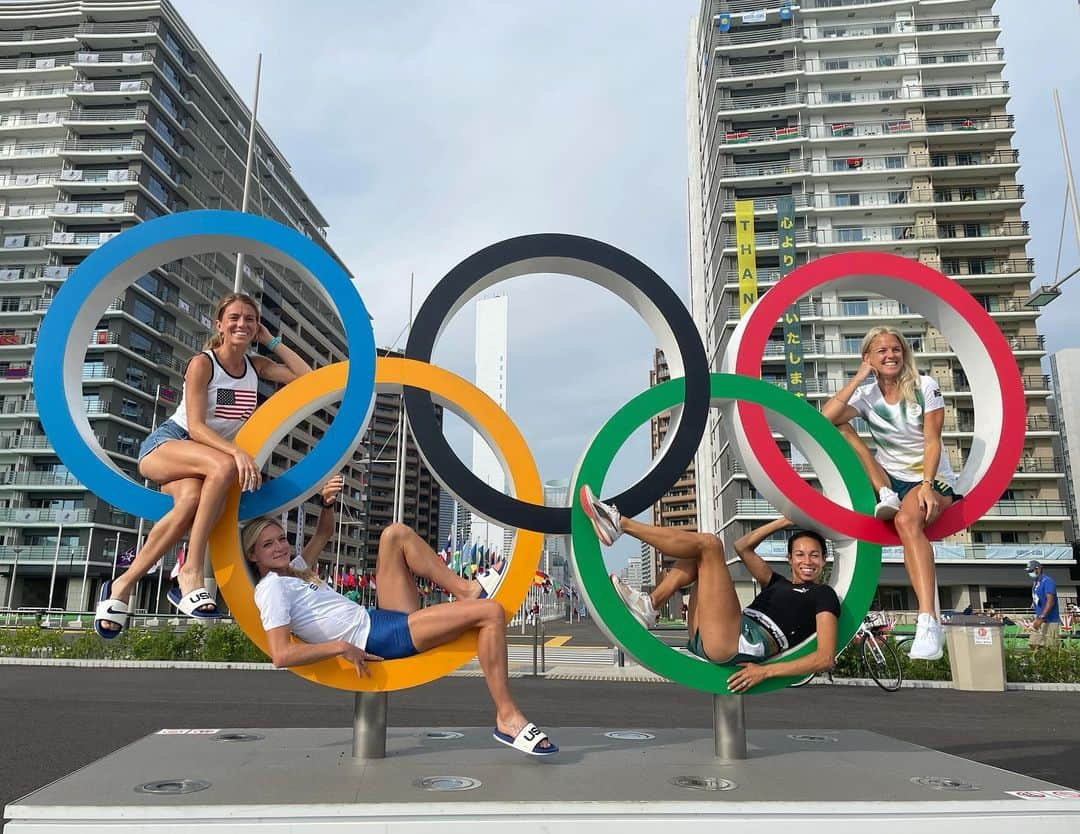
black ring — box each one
[404,233,709,534]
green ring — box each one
[570,373,881,695]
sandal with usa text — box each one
[476,560,507,599]
[167,585,222,619]
[492,722,559,757]
[93,579,130,640]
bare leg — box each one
[837,422,891,492]
[375,524,478,614]
[137,440,238,606]
[893,489,953,616]
[620,519,742,659]
[649,559,698,612]
[406,598,552,749]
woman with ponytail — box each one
[93,293,311,639]
[823,326,962,661]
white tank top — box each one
[170,350,258,441]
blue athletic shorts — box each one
[364,608,418,659]
[138,419,190,462]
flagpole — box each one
[234,52,262,293]
[80,527,93,612]
[154,544,166,614]
[110,531,120,581]
[5,546,16,610]
[46,522,62,612]
[393,273,414,526]
[1054,89,1080,254]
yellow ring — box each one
[208,357,544,692]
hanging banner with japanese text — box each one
[735,199,758,315]
[776,195,805,399]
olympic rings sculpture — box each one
[34,211,1025,695]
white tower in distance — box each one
[471,295,509,558]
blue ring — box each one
[34,210,375,522]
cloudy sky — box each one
[171,0,1080,570]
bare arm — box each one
[264,626,380,676]
[726,611,839,691]
[300,476,344,568]
[821,360,874,425]
[250,323,312,384]
[733,517,793,586]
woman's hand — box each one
[340,641,383,678]
[232,449,262,492]
[918,483,943,524]
[321,474,344,506]
[728,662,770,692]
[853,359,875,384]
[256,323,274,347]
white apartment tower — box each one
[688,0,1074,611]
[470,295,511,558]
[0,0,375,614]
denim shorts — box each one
[138,419,190,462]
[364,608,418,660]
[687,614,778,665]
[888,474,963,503]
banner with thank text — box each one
[776,195,806,399]
[735,199,758,316]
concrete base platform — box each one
[6,727,1080,832]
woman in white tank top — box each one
[93,293,312,639]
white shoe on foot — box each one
[611,574,658,628]
[579,485,622,546]
[874,486,902,521]
[908,613,945,661]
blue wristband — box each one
[266,335,282,351]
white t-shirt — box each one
[254,556,371,649]
[847,374,957,488]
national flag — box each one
[169,543,186,581]
[886,120,912,133]
[846,157,864,169]
[159,385,178,402]
[779,2,793,21]
[725,131,750,144]
[715,13,731,32]
[959,118,977,130]
[775,126,799,139]
[830,122,854,136]
[5,367,28,378]
[213,387,256,420]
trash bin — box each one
[942,614,1006,692]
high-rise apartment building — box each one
[0,0,406,614]
[646,348,698,588]
[1049,348,1080,542]
[469,295,511,557]
[688,0,1074,610]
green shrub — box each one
[202,623,268,663]
[1005,645,1080,683]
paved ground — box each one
[2,665,1078,828]
[507,615,688,647]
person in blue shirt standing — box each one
[1027,560,1060,650]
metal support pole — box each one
[1054,89,1080,256]
[712,694,747,761]
[540,618,546,673]
[352,691,387,759]
[532,613,539,676]
[233,53,262,293]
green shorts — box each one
[687,614,778,665]
[889,474,963,503]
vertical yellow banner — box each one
[735,199,758,315]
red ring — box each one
[732,252,1026,545]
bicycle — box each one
[790,612,903,692]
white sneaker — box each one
[611,574,657,628]
[579,485,622,545]
[874,486,902,521]
[908,613,945,661]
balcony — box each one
[0,83,70,101]
[68,79,150,104]
[808,114,1014,143]
[717,91,806,115]
[714,24,801,48]
[72,49,153,69]
[0,546,82,564]
[0,470,82,487]
[59,138,143,161]
[818,185,1024,211]
[0,141,64,160]
[806,82,1010,111]
[47,230,122,249]
[980,501,1071,520]
[806,16,999,43]
[0,27,78,45]
[815,221,1029,247]
[0,111,67,130]
[0,233,49,251]
[940,257,1034,279]
[721,194,812,214]
[812,149,1020,177]
[715,57,799,80]
[805,49,1005,75]
[64,106,147,127]
[721,229,815,250]
[719,158,811,181]
[59,168,138,188]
